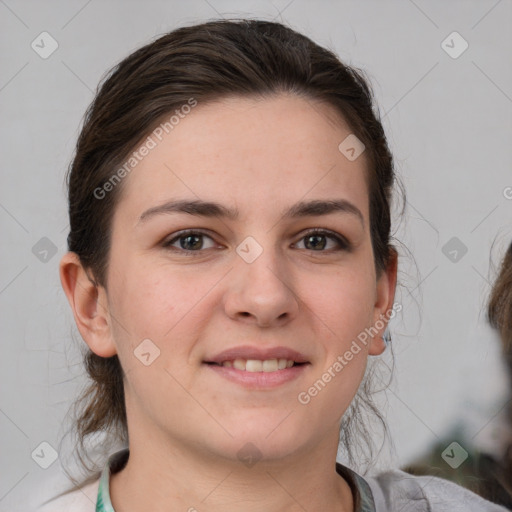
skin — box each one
[60,93,398,512]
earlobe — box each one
[368,249,398,356]
[59,252,117,358]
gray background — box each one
[1,0,511,510]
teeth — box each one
[262,359,278,372]
[233,359,246,370]
[246,359,263,372]
[221,358,297,372]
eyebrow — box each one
[138,198,364,226]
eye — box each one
[162,230,217,253]
[294,229,350,252]
[161,228,350,255]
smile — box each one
[204,360,310,388]
[211,358,301,372]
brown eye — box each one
[295,229,350,252]
[162,230,216,253]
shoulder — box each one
[35,478,99,512]
[365,468,510,511]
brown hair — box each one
[488,242,512,354]
[488,242,512,482]
[64,18,399,481]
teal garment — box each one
[95,450,119,512]
[95,448,376,511]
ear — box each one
[59,252,117,357]
[368,249,398,356]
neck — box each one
[109,427,354,512]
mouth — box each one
[203,346,311,388]
[205,359,308,372]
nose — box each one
[222,243,299,328]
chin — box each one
[219,415,312,458]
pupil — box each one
[182,235,202,250]
[306,235,325,250]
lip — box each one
[205,363,309,389]
[205,345,310,365]
[203,345,310,390]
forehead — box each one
[114,94,370,224]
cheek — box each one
[300,272,375,413]
[305,266,376,338]
[108,262,217,350]
[107,266,206,396]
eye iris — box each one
[181,234,202,250]
[305,234,326,250]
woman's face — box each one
[78,94,396,463]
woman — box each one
[38,19,508,511]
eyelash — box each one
[161,228,351,255]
